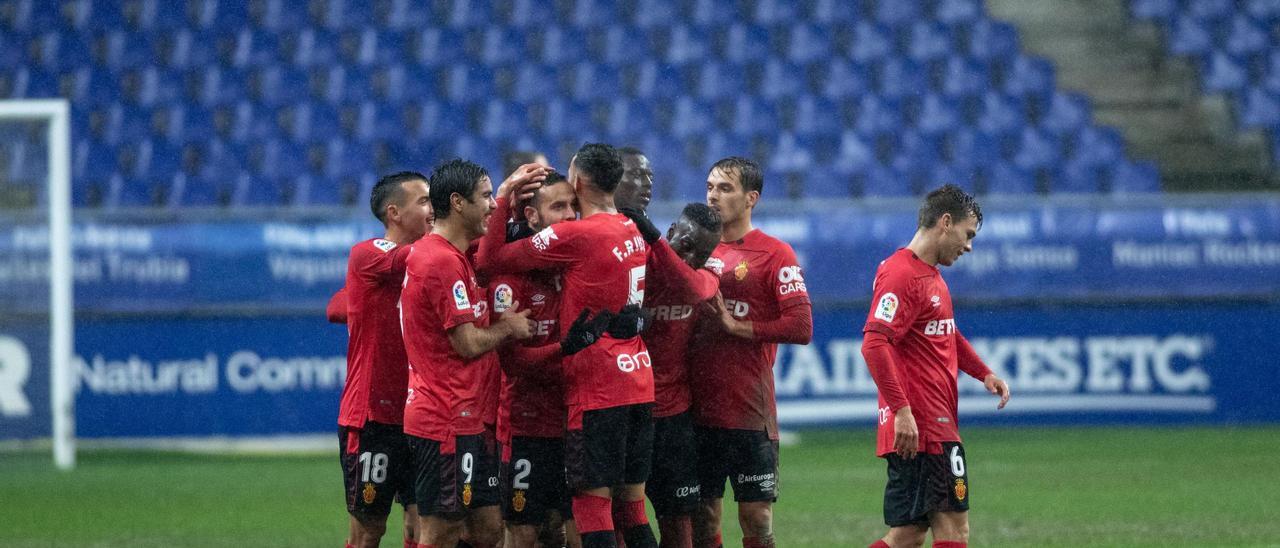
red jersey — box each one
[492,272,566,441]
[863,248,965,457]
[338,238,411,428]
[476,204,653,429]
[689,229,812,438]
[400,234,490,448]
[643,239,720,418]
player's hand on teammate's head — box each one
[560,308,615,356]
[499,163,551,202]
[606,303,648,339]
[893,406,919,460]
[499,301,536,340]
[984,374,1011,409]
[618,207,661,244]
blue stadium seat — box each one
[633,0,680,28]
[1246,0,1280,22]
[896,129,942,167]
[914,94,961,136]
[480,100,531,139]
[849,21,895,63]
[134,139,181,180]
[573,62,622,102]
[731,97,779,137]
[445,64,495,104]
[853,95,903,136]
[539,26,588,65]
[539,99,592,138]
[1236,87,1280,129]
[753,0,799,24]
[788,23,832,64]
[1201,51,1248,93]
[1039,92,1091,135]
[631,61,685,99]
[231,30,279,68]
[448,0,496,28]
[944,127,999,170]
[1262,52,1280,94]
[1169,15,1213,56]
[696,62,746,100]
[1131,0,1178,21]
[573,0,619,26]
[1057,160,1102,194]
[413,28,464,68]
[1109,160,1161,193]
[71,67,119,106]
[512,63,557,103]
[379,64,435,104]
[323,139,372,179]
[381,0,434,28]
[835,130,876,172]
[793,95,843,136]
[986,162,1035,194]
[81,0,126,30]
[861,162,912,197]
[1223,15,1269,57]
[1012,126,1061,171]
[933,0,983,24]
[768,133,814,174]
[907,21,953,62]
[103,30,154,69]
[605,98,655,139]
[258,139,306,180]
[976,91,1026,135]
[940,54,989,98]
[967,19,1019,62]
[1187,0,1233,20]
[602,25,651,64]
[107,175,157,207]
[929,161,976,189]
[821,59,872,99]
[671,97,713,138]
[876,0,922,26]
[805,0,864,23]
[357,102,402,141]
[760,60,806,99]
[1001,55,1055,97]
[293,28,339,66]
[691,0,735,25]
[666,24,710,65]
[323,0,375,29]
[202,139,247,176]
[877,58,928,100]
[257,66,308,106]
[233,173,285,206]
[198,67,248,106]
[1071,126,1125,167]
[482,26,526,65]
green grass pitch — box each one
[2,426,1278,547]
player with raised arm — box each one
[690,157,813,548]
[335,171,432,548]
[492,170,604,548]
[476,143,658,548]
[626,203,723,548]
[861,184,1011,548]
[400,159,536,548]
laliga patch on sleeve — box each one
[874,292,899,322]
[372,239,397,253]
[493,283,513,313]
[452,280,471,310]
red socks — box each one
[573,493,616,534]
[869,541,891,548]
[933,542,967,548]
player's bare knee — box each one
[884,525,928,548]
[737,502,773,537]
[930,511,969,542]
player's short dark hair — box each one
[573,143,624,193]
[681,202,722,233]
[529,170,569,208]
[711,156,764,194]
[502,150,544,178]
[918,184,983,229]
[369,171,427,224]
[618,146,645,159]
[428,159,488,220]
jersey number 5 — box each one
[628,265,646,306]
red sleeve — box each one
[862,263,916,341]
[475,196,577,277]
[862,331,910,411]
[358,240,412,282]
[325,286,347,324]
[648,239,719,303]
[770,242,811,308]
[498,343,563,381]
[956,331,993,381]
[751,299,813,344]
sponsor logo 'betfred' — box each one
[923,318,956,336]
[649,304,694,321]
[724,298,750,318]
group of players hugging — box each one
[327,142,1010,548]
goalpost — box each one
[0,99,75,469]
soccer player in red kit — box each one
[490,170,587,548]
[476,143,658,548]
[400,159,536,548]
[336,171,432,548]
[632,203,723,548]
[861,184,1011,548]
[690,157,813,548]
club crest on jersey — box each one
[372,238,396,252]
[875,293,899,322]
[954,478,967,501]
[462,483,473,506]
[512,490,526,512]
[362,483,376,504]
[734,260,749,281]
[531,226,558,251]
[452,280,470,310]
[705,257,725,275]
[493,284,514,313]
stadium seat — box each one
[691,0,736,25]
[914,94,961,136]
[379,64,435,104]
[412,28,464,68]
[853,95,904,136]
[849,21,895,63]
[1109,160,1162,193]
[1057,159,1103,194]
[907,21,953,62]
[877,58,928,100]
[944,127,999,170]
[573,62,623,102]
[539,99,592,139]
[933,0,984,24]
[821,59,872,99]
[602,25,652,65]
[759,60,806,99]
[1235,87,1280,129]
[788,23,832,64]
[1201,51,1249,93]
[731,97,780,137]
[605,98,656,139]
[1246,0,1280,22]
[1169,15,1214,56]
[480,100,530,140]
[976,91,1026,136]
[986,161,1036,194]
[793,95,843,136]
[1188,0,1234,20]
[1012,126,1061,171]
[876,0,922,26]
[1131,0,1178,21]
[696,62,747,100]
[1039,92,1092,135]
[448,0,496,28]
[481,26,525,65]
[233,172,285,206]
[633,0,680,28]
[1001,55,1056,98]
[861,162,912,197]
[940,54,989,98]
[1071,126,1125,167]
[967,19,1019,62]
[1222,15,1269,57]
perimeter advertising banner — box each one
[1,303,1276,440]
